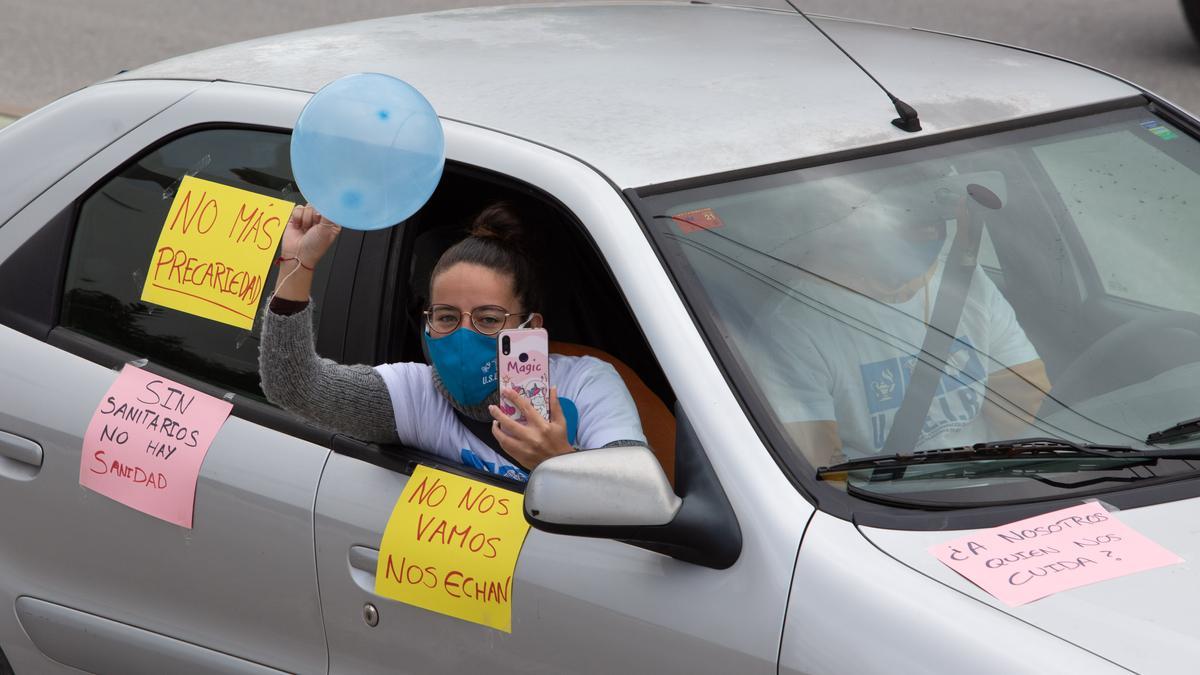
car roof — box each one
[109,2,1139,189]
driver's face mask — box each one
[861,219,947,288]
[820,217,946,290]
[421,315,534,407]
[815,167,958,288]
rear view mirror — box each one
[523,407,742,569]
[870,169,1010,225]
[524,446,681,527]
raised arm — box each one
[257,205,400,444]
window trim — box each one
[377,159,677,407]
[634,96,1148,198]
[329,159,680,483]
[47,327,335,447]
[40,122,365,447]
[0,201,77,340]
[34,121,672,475]
[333,434,530,492]
[628,98,1200,531]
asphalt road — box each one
[1,0,1197,116]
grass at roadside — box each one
[0,114,17,129]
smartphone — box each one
[497,327,550,423]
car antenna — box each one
[780,1,922,132]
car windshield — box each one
[641,105,1200,507]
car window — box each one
[60,128,336,399]
[1033,119,1200,312]
[640,106,1200,508]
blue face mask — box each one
[860,231,946,288]
[423,327,499,406]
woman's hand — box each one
[489,387,573,469]
[282,204,341,267]
[274,204,341,301]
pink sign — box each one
[931,503,1183,606]
[79,365,233,528]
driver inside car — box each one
[749,174,1052,470]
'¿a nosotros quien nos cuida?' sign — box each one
[931,502,1182,606]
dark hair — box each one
[430,201,544,312]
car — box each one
[3,2,1200,673]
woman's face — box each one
[428,262,542,336]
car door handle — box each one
[349,545,380,592]
[0,430,43,481]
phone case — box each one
[498,328,550,423]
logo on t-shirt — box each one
[860,336,986,450]
[460,449,528,482]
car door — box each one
[313,122,813,674]
[0,81,346,674]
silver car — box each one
[3,3,1200,674]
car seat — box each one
[550,340,676,484]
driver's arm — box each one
[973,263,1050,437]
[982,358,1050,436]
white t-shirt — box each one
[375,354,646,481]
[754,263,1039,458]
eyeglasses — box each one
[423,304,531,336]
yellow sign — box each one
[375,466,531,632]
[141,176,294,329]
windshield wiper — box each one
[814,437,1197,480]
[1146,417,1200,445]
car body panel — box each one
[780,511,1126,675]
[0,81,314,263]
[14,596,292,675]
[0,328,329,674]
[0,79,204,228]
[1,3,1194,672]
[318,454,781,674]
[0,81,329,675]
[860,498,1200,674]
[314,116,811,673]
[909,26,1196,119]
[106,3,1138,189]
[0,81,308,264]
[813,17,1138,132]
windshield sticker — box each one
[78,365,233,528]
[930,503,1182,607]
[375,466,531,632]
[140,176,295,329]
[1140,119,1179,141]
[671,207,725,233]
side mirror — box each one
[524,446,682,527]
[523,408,741,569]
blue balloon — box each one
[291,73,445,231]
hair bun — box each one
[468,201,526,249]
[431,199,543,313]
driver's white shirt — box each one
[754,262,1040,457]
[375,354,646,480]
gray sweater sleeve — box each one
[258,304,400,444]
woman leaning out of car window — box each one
[258,202,647,482]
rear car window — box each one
[60,128,335,399]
